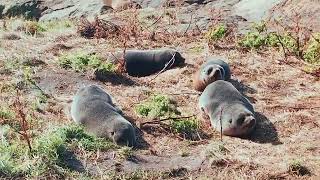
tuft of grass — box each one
[170,118,199,135]
[304,33,320,64]
[238,31,267,49]
[40,20,74,32]
[0,125,116,178]
[117,146,134,160]
[206,24,227,42]
[288,160,311,176]
[135,94,180,118]
[58,53,115,73]
[62,125,116,151]
[0,106,15,120]
[23,21,46,35]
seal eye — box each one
[207,67,213,76]
[110,132,115,136]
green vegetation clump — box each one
[170,118,199,135]
[238,21,269,49]
[206,24,227,41]
[136,94,200,139]
[0,125,116,178]
[135,94,179,118]
[238,31,267,49]
[0,106,15,120]
[238,21,299,53]
[303,34,320,64]
[58,53,115,73]
[40,20,74,31]
[23,21,46,35]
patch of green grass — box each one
[0,106,15,120]
[238,31,267,49]
[188,45,204,53]
[31,92,48,112]
[206,24,227,41]
[0,125,116,178]
[104,169,167,180]
[304,34,320,64]
[23,20,46,35]
[117,146,134,160]
[40,20,74,32]
[59,53,115,73]
[3,59,21,74]
[170,118,199,135]
[135,94,180,118]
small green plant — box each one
[58,53,115,73]
[0,106,15,120]
[0,125,116,178]
[238,21,270,49]
[40,20,74,32]
[288,160,310,176]
[303,34,320,64]
[252,21,267,33]
[170,118,199,135]
[238,31,267,49]
[117,146,133,160]
[135,94,180,118]
[206,24,227,41]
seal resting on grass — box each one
[71,85,136,146]
[199,80,256,137]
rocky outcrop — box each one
[1,0,319,33]
[268,0,320,30]
[39,0,109,21]
[0,0,110,21]
[233,0,282,22]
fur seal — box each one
[71,85,136,146]
[199,80,256,137]
[108,49,185,77]
[103,0,141,10]
[193,57,231,92]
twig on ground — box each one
[140,114,197,126]
[167,92,201,96]
[146,11,166,29]
[219,106,224,142]
[148,52,176,83]
[183,13,194,35]
[266,105,320,110]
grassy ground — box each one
[0,8,320,180]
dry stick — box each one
[183,13,194,36]
[140,114,197,126]
[267,105,320,110]
[167,92,201,96]
[146,11,166,29]
[219,106,224,142]
[148,52,176,83]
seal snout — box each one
[113,123,136,147]
[222,113,256,137]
